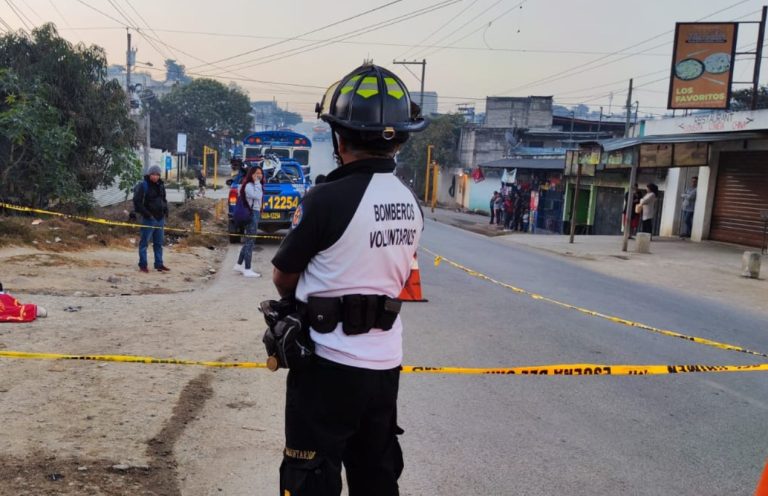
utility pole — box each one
[125,29,132,106]
[751,5,767,110]
[597,106,603,133]
[144,104,151,171]
[424,144,434,203]
[624,79,633,137]
[621,78,636,253]
[393,59,426,111]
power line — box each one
[419,0,527,59]
[55,26,670,57]
[0,15,13,31]
[410,0,507,59]
[495,0,753,95]
[17,0,41,23]
[204,0,460,76]
[4,0,32,30]
[188,0,403,70]
[122,0,181,61]
[105,0,170,60]
[397,0,480,59]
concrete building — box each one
[411,91,438,115]
[572,109,768,249]
[485,96,554,128]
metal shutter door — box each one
[710,151,768,247]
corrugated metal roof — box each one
[594,131,768,152]
[480,158,564,170]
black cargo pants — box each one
[280,356,403,496]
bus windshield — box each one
[264,148,290,160]
[293,149,310,165]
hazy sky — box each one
[0,0,764,120]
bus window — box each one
[293,149,309,165]
[244,147,263,160]
[264,148,290,159]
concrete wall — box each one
[437,168,463,208]
[467,169,501,212]
[485,96,553,128]
[458,127,509,168]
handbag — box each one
[634,203,643,215]
[233,192,253,225]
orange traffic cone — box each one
[399,254,428,302]
[755,459,768,496]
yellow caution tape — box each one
[420,246,768,359]
[1,351,767,376]
[0,201,284,241]
[0,350,266,368]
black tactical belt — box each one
[304,294,402,335]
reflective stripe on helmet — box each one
[384,77,405,99]
[339,75,361,95]
[356,76,379,98]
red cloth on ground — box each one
[0,293,37,322]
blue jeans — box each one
[682,210,694,237]
[237,211,260,270]
[139,218,164,268]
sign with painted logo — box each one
[165,155,172,171]
[668,23,738,110]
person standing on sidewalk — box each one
[489,191,498,224]
[494,192,504,226]
[680,176,697,238]
[234,165,263,278]
[639,183,659,237]
[133,165,169,273]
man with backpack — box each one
[133,165,170,273]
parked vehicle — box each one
[227,131,313,241]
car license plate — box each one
[261,212,282,220]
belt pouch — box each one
[306,296,340,334]
[375,298,402,330]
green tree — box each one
[164,59,192,84]
[150,78,253,160]
[0,24,139,208]
[397,113,464,195]
[0,70,77,205]
[730,86,768,111]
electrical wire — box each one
[396,0,480,59]
[203,0,460,77]
[4,0,31,30]
[105,0,171,60]
[0,15,13,31]
[188,0,403,70]
[495,0,754,95]
[17,0,41,23]
[55,26,670,57]
[122,0,182,62]
[409,0,507,59]
[418,0,527,59]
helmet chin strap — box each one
[331,128,344,167]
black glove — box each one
[260,298,313,371]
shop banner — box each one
[668,23,737,110]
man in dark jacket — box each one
[134,165,170,273]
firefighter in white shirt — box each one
[267,63,428,495]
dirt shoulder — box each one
[0,199,286,495]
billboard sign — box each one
[668,23,738,110]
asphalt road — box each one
[395,218,768,495]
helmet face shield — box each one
[316,81,340,118]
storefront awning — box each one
[595,131,768,152]
[480,158,564,170]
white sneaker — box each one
[233,263,244,273]
[36,306,48,318]
[242,269,261,278]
